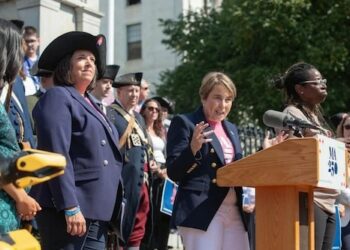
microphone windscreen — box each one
[263,110,290,128]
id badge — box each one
[130,133,142,147]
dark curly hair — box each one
[140,99,165,139]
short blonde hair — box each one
[199,72,237,100]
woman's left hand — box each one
[157,168,167,179]
[262,130,288,149]
[243,204,255,213]
[149,160,159,173]
[65,210,86,237]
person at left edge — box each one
[29,31,123,250]
[0,18,41,234]
[89,64,119,115]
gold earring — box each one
[67,71,72,84]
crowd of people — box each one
[1,17,350,250]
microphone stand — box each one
[285,124,303,138]
[292,128,303,138]
[287,124,325,138]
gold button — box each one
[212,178,217,184]
[210,148,215,153]
[211,162,217,168]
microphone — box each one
[263,110,320,130]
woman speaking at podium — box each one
[166,72,250,250]
[274,62,337,250]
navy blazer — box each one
[166,106,247,231]
[30,86,123,221]
[7,77,35,147]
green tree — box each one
[157,0,350,125]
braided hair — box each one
[273,62,331,133]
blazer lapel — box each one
[209,133,225,165]
[192,107,226,165]
[223,120,241,161]
[64,86,119,148]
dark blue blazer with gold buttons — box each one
[166,106,247,231]
[29,85,123,221]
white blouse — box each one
[150,134,166,164]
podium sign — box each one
[317,135,346,189]
[216,136,349,250]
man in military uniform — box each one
[106,72,157,250]
[89,64,119,114]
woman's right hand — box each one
[65,209,86,237]
[3,184,41,220]
[337,137,350,152]
[16,194,42,220]
[190,121,213,156]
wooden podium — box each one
[217,136,347,250]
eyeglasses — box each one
[146,106,159,112]
[344,124,350,130]
[25,39,38,44]
[299,79,327,86]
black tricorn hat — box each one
[30,61,53,77]
[151,96,174,114]
[99,65,120,81]
[112,72,143,88]
[10,19,24,31]
[38,31,106,77]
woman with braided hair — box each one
[274,62,337,250]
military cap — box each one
[99,65,120,81]
[30,61,53,77]
[10,19,24,31]
[38,31,106,77]
[151,96,174,114]
[112,72,143,88]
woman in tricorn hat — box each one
[29,31,123,249]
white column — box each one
[107,0,115,64]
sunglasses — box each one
[299,78,327,86]
[146,106,160,112]
[344,124,350,130]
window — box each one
[127,0,140,6]
[127,23,142,60]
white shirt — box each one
[150,134,166,164]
